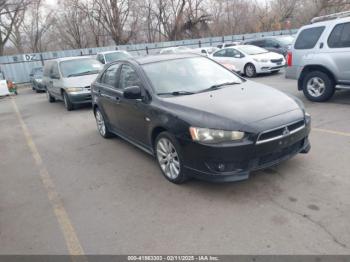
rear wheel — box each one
[155,132,188,184]
[244,63,256,78]
[63,91,74,111]
[302,71,335,102]
[94,108,113,138]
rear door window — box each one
[328,22,350,48]
[295,26,325,49]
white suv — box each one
[286,11,350,102]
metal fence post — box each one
[146,46,149,55]
[199,40,201,48]
[40,54,44,66]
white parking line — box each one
[313,128,350,138]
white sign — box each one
[0,80,10,96]
[23,54,37,61]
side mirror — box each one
[123,86,142,100]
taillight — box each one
[287,52,293,67]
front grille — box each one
[257,120,305,144]
[258,140,303,166]
[271,58,283,63]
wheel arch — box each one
[298,65,336,91]
[151,126,168,149]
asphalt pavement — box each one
[0,71,350,255]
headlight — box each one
[189,127,245,144]
[66,87,84,93]
[253,58,269,63]
[35,79,42,82]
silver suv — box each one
[286,11,350,102]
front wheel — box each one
[63,91,74,111]
[302,71,335,102]
[94,108,113,138]
[155,132,188,184]
[244,63,257,78]
[46,90,56,103]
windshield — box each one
[142,57,242,95]
[60,59,102,78]
[276,36,294,46]
[237,45,268,55]
[105,52,131,63]
[32,68,43,77]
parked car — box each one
[91,54,311,184]
[244,35,295,57]
[217,42,241,49]
[211,45,286,77]
[286,11,350,102]
[193,47,219,56]
[43,57,103,111]
[96,51,132,64]
[159,46,193,54]
[216,60,241,74]
[29,67,45,92]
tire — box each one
[94,108,113,138]
[63,91,74,111]
[155,132,188,184]
[302,71,335,102]
[244,63,257,78]
[46,90,56,103]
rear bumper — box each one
[181,120,311,182]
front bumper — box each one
[67,90,92,104]
[255,62,286,74]
[180,121,311,182]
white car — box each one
[211,45,286,77]
[192,47,219,56]
[96,51,132,64]
[159,46,193,54]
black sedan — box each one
[91,54,311,184]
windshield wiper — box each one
[157,91,196,96]
[198,82,240,93]
[67,70,99,78]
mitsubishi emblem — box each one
[283,127,290,136]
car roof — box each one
[131,53,202,65]
[54,56,96,62]
[97,50,128,55]
[302,16,350,29]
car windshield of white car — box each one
[105,52,131,63]
[142,57,242,96]
[60,59,103,78]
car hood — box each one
[159,81,302,131]
[62,74,99,87]
[250,52,284,60]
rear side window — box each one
[295,26,325,49]
[328,22,350,48]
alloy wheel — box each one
[307,77,326,98]
[156,138,181,180]
[245,65,255,77]
[95,110,106,136]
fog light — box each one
[217,163,226,172]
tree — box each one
[0,0,27,55]
[22,0,54,53]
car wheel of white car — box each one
[244,63,256,78]
[46,90,56,103]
